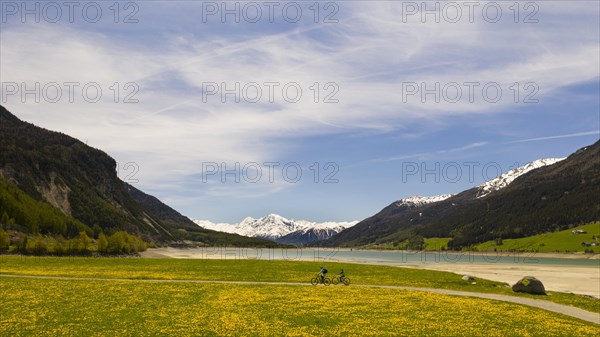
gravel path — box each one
[1,273,598,324]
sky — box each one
[1,1,599,223]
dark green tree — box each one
[34,237,48,255]
[0,229,10,252]
[97,233,108,254]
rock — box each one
[462,275,475,281]
[512,276,546,295]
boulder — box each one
[512,276,546,295]
[462,275,475,281]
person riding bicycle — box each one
[319,266,328,282]
[338,269,345,282]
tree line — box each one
[0,229,147,255]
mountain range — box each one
[321,143,599,248]
[1,104,598,251]
[0,105,280,247]
[193,214,358,246]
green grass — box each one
[424,237,452,250]
[0,255,509,289]
[1,256,598,314]
[2,277,599,337]
[475,222,600,253]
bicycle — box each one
[331,275,351,286]
[311,273,331,286]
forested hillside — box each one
[0,105,281,249]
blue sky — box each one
[1,1,599,223]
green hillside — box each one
[474,222,600,253]
[0,105,155,238]
[0,176,90,236]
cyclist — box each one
[319,266,328,282]
[338,269,346,282]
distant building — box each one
[572,230,587,234]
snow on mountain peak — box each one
[193,220,238,234]
[396,194,453,207]
[240,216,256,225]
[476,158,565,198]
[236,214,301,239]
[293,219,359,230]
[191,214,358,241]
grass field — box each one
[1,256,599,336]
[475,223,600,253]
[423,223,600,253]
[423,237,452,250]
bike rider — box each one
[338,269,345,282]
[319,266,328,282]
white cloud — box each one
[508,131,600,144]
[1,1,598,199]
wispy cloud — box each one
[1,1,598,212]
[347,141,490,168]
[508,131,600,144]
[386,141,490,161]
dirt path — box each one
[1,274,598,325]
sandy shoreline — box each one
[141,248,600,298]
[405,264,600,298]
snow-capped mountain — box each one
[392,158,565,208]
[235,214,304,240]
[191,214,358,245]
[476,158,565,198]
[395,194,453,207]
[324,141,598,248]
[278,226,348,246]
[194,158,567,246]
[191,220,238,234]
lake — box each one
[187,247,600,267]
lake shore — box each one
[355,248,600,260]
[141,247,600,260]
[141,247,600,297]
[403,263,600,298]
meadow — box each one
[423,237,452,251]
[422,222,600,253]
[474,222,600,253]
[1,256,599,336]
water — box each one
[188,247,600,267]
